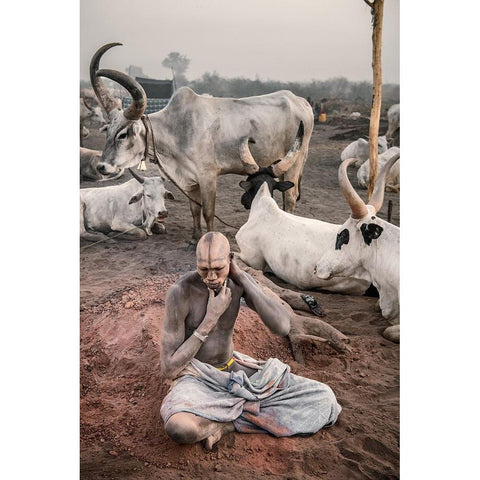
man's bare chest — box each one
[185,284,243,334]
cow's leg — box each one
[80,230,114,243]
[199,179,217,233]
[188,186,203,243]
[282,156,305,212]
[383,325,400,343]
[110,219,147,240]
[80,202,115,243]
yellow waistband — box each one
[217,357,235,371]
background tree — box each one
[162,52,190,88]
[363,0,385,201]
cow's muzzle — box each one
[156,211,168,222]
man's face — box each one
[196,233,231,292]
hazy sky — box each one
[80,0,399,84]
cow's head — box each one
[128,169,175,235]
[90,43,148,175]
[238,121,303,209]
[354,136,389,167]
[239,165,294,209]
[314,153,399,279]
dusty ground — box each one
[80,114,399,479]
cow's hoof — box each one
[151,222,166,234]
[300,294,326,317]
[383,325,399,343]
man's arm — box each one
[229,258,292,336]
[160,282,232,379]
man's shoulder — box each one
[168,271,201,294]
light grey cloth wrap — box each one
[160,351,341,436]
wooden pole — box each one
[364,0,385,202]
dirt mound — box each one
[80,276,399,480]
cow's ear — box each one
[360,222,384,245]
[164,190,175,200]
[129,191,143,204]
[239,180,251,191]
[273,181,295,192]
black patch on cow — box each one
[360,223,383,245]
[335,228,350,250]
[363,283,379,297]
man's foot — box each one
[203,423,235,451]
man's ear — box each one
[129,191,143,204]
[273,181,295,192]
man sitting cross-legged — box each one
[160,232,341,450]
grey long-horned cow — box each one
[90,43,314,242]
[314,154,400,343]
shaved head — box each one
[196,232,231,291]
[196,232,230,263]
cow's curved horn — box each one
[90,42,123,115]
[368,153,400,213]
[239,137,259,175]
[128,168,145,184]
[81,92,93,111]
[271,121,304,177]
[96,69,146,121]
[339,157,369,219]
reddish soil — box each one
[80,115,399,480]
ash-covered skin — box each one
[196,232,231,293]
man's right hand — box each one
[206,283,232,320]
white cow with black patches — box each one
[80,170,174,243]
[236,182,371,295]
[314,155,400,343]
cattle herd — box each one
[80,43,401,343]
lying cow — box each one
[80,169,174,242]
[314,154,400,343]
[235,181,371,295]
[340,136,388,168]
[385,104,400,147]
[80,147,125,182]
[80,90,107,147]
[357,147,400,192]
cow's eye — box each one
[117,132,127,140]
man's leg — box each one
[165,412,235,450]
